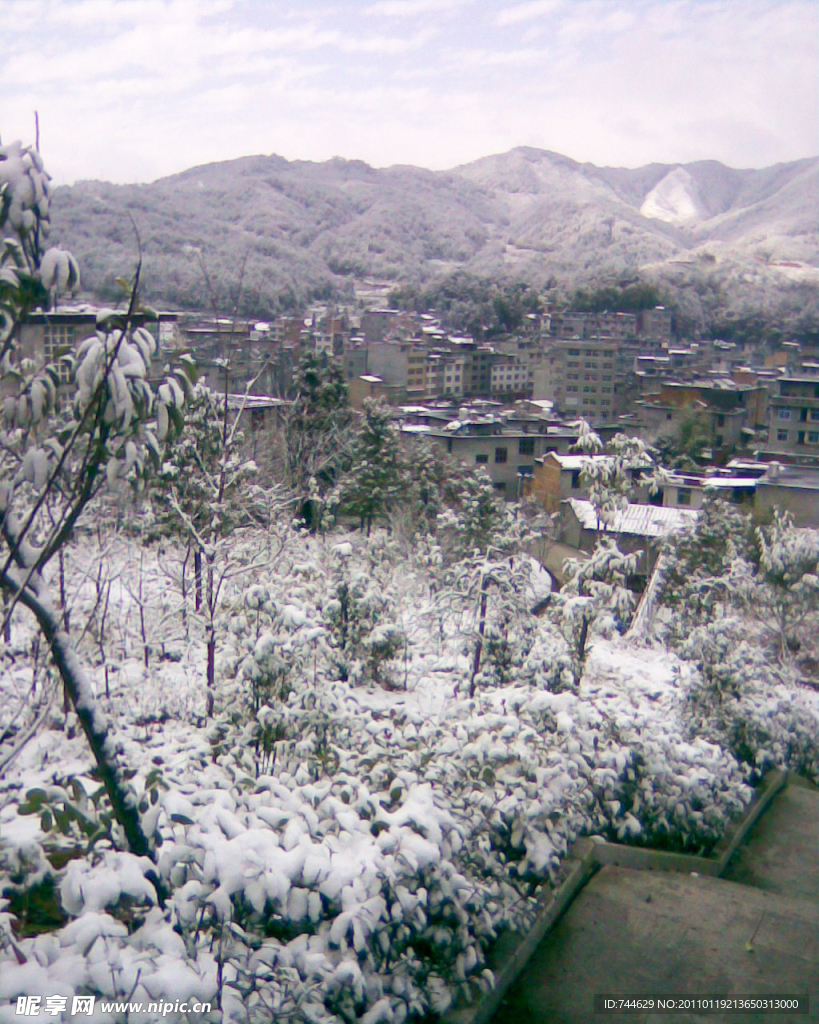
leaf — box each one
[168,404,184,436]
[18,789,47,815]
[40,810,53,832]
[170,813,195,826]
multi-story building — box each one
[16,307,178,391]
[633,380,768,457]
[764,375,819,462]
[532,338,618,423]
[490,357,531,398]
[637,305,673,343]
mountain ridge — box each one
[49,146,819,325]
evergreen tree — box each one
[334,399,405,535]
[572,420,663,528]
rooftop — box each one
[759,465,819,490]
[567,499,697,537]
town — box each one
[20,295,819,540]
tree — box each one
[0,137,190,863]
[750,511,819,659]
[657,494,753,637]
[437,470,537,695]
[283,352,352,529]
[334,398,405,535]
[653,410,711,469]
[550,537,638,682]
[572,420,663,528]
[155,382,275,714]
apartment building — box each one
[15,307,180,392]
[490,357,531,398]
[633,380,767,456]
[637,306,673,343]
[764,375,819,462]
[532,338,618,423]
[404,413,565,498]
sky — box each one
[1,0,817,186]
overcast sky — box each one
[1,0,817,185]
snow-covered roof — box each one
[567,499,698,537]
[360,375,383,383]
[703,477,759,488]
[225,394,286,410]
[547,453,612,470]
[401,424,432,433]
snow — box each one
[640,167,703,226]
[568,498,698,537]
[0,520,816,1023]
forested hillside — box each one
[49,148,819,331]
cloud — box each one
[365,0,468,16]
[496,0,565,27]
[1,0,815,184]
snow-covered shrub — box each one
[225,582,322,710]
[521,630,575,692]
[657,495,753,637]
[549,537,638,683]
[748,511,819,659]
[681,617,819,781]
[323,561,404,688]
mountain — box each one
[49,147,818,325]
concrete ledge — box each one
[585,768,787,879]
[442,841,599,1024]
[712,768,787,876]
[441,770,787,1024]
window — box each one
[43,323,75,382]
[776,429,789,441]
[495,447,508,463]
[810,410,819,421]
[570,470,581,489]
[717,414,725,427]
[476,453,488,464]
[778,409,792,420]
[809,432,819,445]
[715,435,723,447]
[493,482,506,494]
[677,488,692,506]
[519,438,534,455]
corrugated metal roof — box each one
[567,499,698,537]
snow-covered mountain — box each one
[640,167,703,225]
[49,147,818,318]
